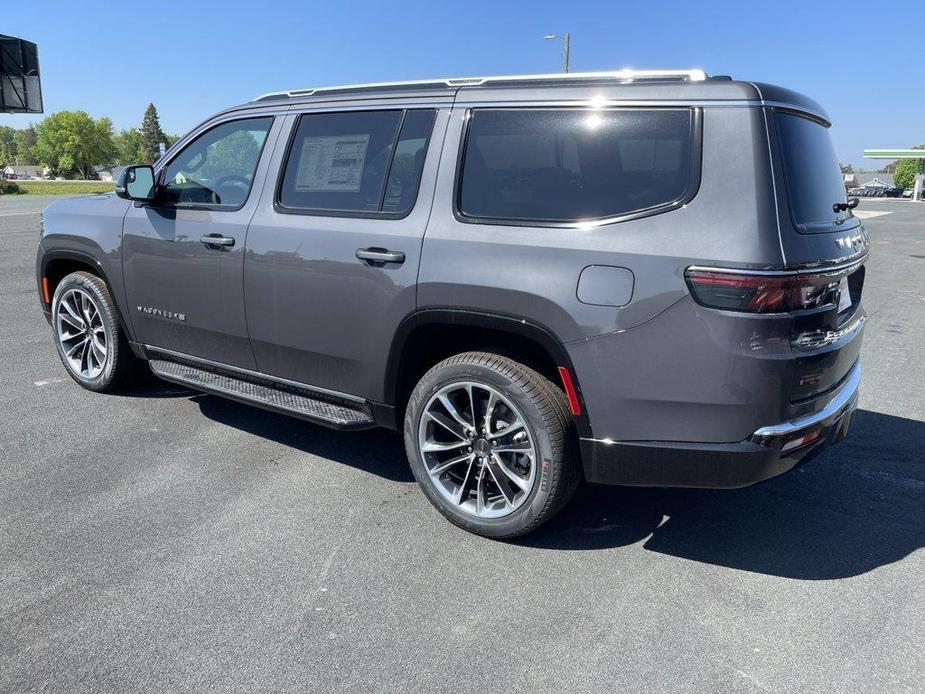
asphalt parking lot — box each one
[1,194,923,693]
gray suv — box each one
[36,70,867,538]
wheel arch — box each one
[40,249,136,343]
[384,309,591,438]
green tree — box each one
[14,124,38,164]
[113,127,146,164]
[33,111,116,179]
[140,103,167,163]
[892,145,925,191]
[197,129,262,180]
[894,160,916,190]
[0,126,17,165]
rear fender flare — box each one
[384,308,592,438]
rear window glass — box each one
[279,109,435,215]
[776,112,850,231]
[458,108,695,223]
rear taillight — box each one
[685,269,840,313]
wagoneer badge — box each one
[137,306,186,321]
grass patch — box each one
[5,180,116,196]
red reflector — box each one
[781,428,823,453]
[41,276,51,305]
[557,366,582,416]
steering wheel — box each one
[213,175,251,206]
[214,175,250,190]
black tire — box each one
[404,352,580,539]
[51,271,139,392]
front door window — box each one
[160,117,272,208]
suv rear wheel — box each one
[51,271,138,392]
[404,352,579,539]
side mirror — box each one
[847,197,860,210]
[116,165,156,202]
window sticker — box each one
[295,134,370,192]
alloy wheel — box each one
[56,288,107,379]
[418,381,537,519]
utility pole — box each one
[543,33,571,73]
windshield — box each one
[776,112,852,232]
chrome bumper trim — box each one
[751,360,861,443]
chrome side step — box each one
[148,359,375,430]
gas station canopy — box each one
[863,149,925,159]
[863,150,925,201]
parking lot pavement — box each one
[1,195,923,693]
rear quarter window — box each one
[457,108,699,224]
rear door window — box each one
[776,111,853,232]
[457,108,697,224]
[279,109,435,216]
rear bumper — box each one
[580,360,860,488]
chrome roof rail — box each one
[251,69,710,102]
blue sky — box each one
[3,1,922,167]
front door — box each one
[122,115,277,369]
[243,107,447,399]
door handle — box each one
[356,248,405,264]
[200,234,235,248]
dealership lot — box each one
[1,196,923,693]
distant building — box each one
[855,174,893,188]
[2,164,49,179]
[93,165,125,182]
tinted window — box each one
[161,117,272,208]
[776,112,849,231]
[382,110,436,213]
[459,109,694,223]
[279,109,435,215]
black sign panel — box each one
[0,35,42,113]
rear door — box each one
[770,109,869,400]
[122,115,279,369]
[243,105,449,399]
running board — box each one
[148,359,375,430]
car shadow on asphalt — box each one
[522,409,925,579]
[193,393,415,483]
[191,395,924,579]
[115,371,194,398]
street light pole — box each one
[543,33,571,73]
[563,32,571,73]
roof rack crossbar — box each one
[251,69,709,102]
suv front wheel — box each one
[51,271,137,392]
[404,352,579,539]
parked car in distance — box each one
[36,70,867,538]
